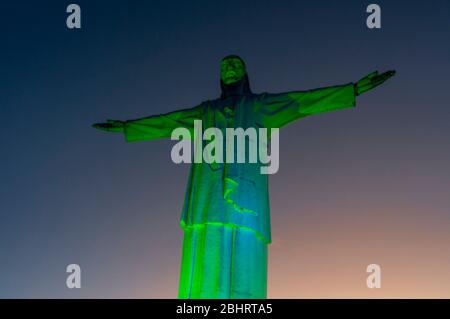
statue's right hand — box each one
[92,119,125,133]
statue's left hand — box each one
[355,70,396,96]
[92,119,125,133]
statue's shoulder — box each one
[257,92,270,98]
[199,99,217,108]
[249,92,265,99]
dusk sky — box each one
[1,0,450,298]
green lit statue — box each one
[93,55,395,298]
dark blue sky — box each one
[1,1,450,297]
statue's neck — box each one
[221,76,251,99]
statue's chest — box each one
[208,98,255,129]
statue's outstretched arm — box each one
[92,104,203,142]
[258,70,395,128]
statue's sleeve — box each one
[123,104,203,142]
[258,83,355,128]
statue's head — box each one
[220,55,247,85]
[220,55,251,98]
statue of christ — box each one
[93,55,395,298]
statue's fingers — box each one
[93,123,111,131]
[371,76,392,89]
[378,71,392,79]
[372,74,387,83]
[373,71,395,85]
[365,71,379,80]
[107,119,124,127]
[357,71,378,87]
[383,70,396,79]
[374,70,396,83]
[94,125,106,131]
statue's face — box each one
[220,57,246,85]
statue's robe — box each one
[123,83,356,298]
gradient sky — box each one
[1,0,450,298]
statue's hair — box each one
[221,54,247,68]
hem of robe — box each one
[178,223,268,299]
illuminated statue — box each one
[93,55,395,298]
